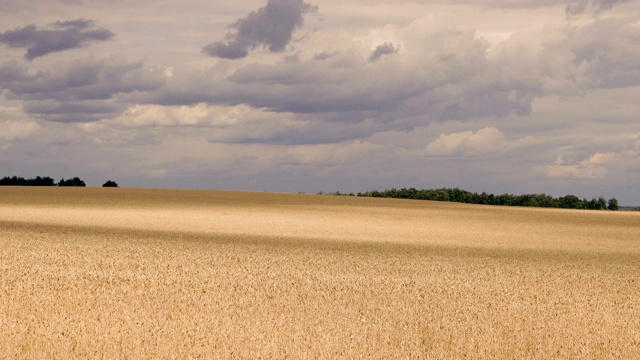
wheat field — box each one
[1,187,639,359]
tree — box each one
[1,176,25,186]
[30,176,55,186]
[559,195,581,209]
[355,187,618,212]
[58,177,86,187]
[0,176,55,186]
[102,180,119,188]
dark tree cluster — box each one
[2,175,121,188]
[1,176,87,187]
[102,180,118,187]
[1,176,56,186]
[356,188,619,211]
[57,177,86,187]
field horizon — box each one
[2,187,639,358]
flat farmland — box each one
[1,187,639,358]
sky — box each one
[1,0,640,204]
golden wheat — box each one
[1,187,639,358]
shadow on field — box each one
[2,220,636,265]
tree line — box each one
[355,187,619,210]
[0,176,118,187]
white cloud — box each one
[425,127,508,156]
[281,140,396,167]
[0,104,41,149]
[0,119,40,142]
[112,103,253,128]
[534,151,615,179]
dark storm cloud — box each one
[368,42,398,62]
[203,0,318,59]
[0,20,113,60]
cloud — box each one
[0,103,42,148]
[203,0,318,59]
[489,14,640,96]
[112,103,254,128]
[169,17,526,113]
[425,127,508,156]
[441,0,630,13]
[0,60,31,86]
[535,152,615,179]
[53,18,96,29]
[103,8,640,148]
[313,52,336,61]
[566,0,631,16]
[0,118,40,142]
[368,42,398,62]
[3,56,165,122]
[0,19,113,60]
[145,17,550,144]
[0,0,81,12]
[278,140,396,169]
[22,99,125,123]
[7,57,164,101]
[3,1,639,150]
[569,17,640,88]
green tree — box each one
[559,195,581,209]
[607,198,619,211]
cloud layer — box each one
[1,56,165,122]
